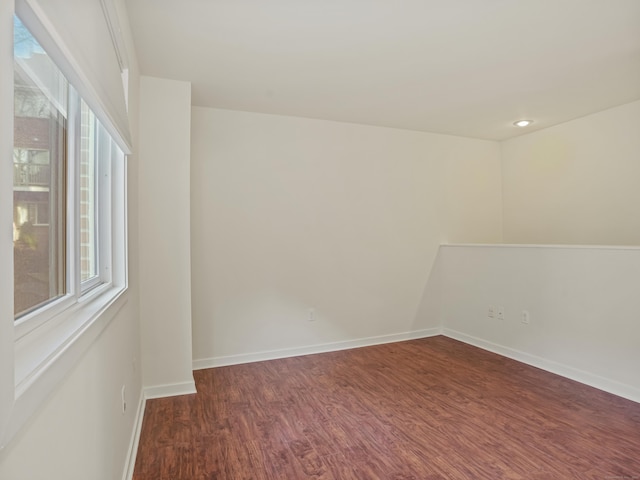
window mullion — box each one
[67,88,81,299]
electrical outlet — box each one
[308,308,316,322]
[488,306,496,318]
[497,306,505,320]
[521,310,530,324]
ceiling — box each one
[125,0,640,140]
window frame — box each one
[13,30,117,334]
[0,2,130,449]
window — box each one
[13,15,125,324]
[1,0,130,450]
[13,15,66,317]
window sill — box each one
[3,284,128,448]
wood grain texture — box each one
[133,336,640,479]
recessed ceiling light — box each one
[513,120,533,128]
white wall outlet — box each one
[121,385,127,414]
[497,306,505,320]
[308,308,316,322]
[488,305,496,318]
[521,310,530,324]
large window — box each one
[1,0,130,450]
[13,15,124,321]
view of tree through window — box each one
[13,16,67,317]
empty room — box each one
[1,0,640,479]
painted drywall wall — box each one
[191,107,502,365]
[501,100,640,245]
[0,302,143,480]
[440,244,640,403]
[138,76,195,395]
[0,2,143,475]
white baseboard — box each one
[143,380,197,400]
[193,327,441,370]
[442,328,640,404]
[122,390,146,480]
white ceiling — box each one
[125,0,640,140]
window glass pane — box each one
[13,17,67,318]
[80,100,98,283]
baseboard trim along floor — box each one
[192,328,442,370]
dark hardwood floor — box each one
[133,336,640,479]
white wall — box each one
[138,76,195,395]
[501,100,640,245]
[440,244,640,403]
[0,1,143,476]
[191,108,502,365]
[0,301,143,480]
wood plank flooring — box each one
[133,336,640,479]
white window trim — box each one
[0,3,130,449]
[0,0,17,450]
